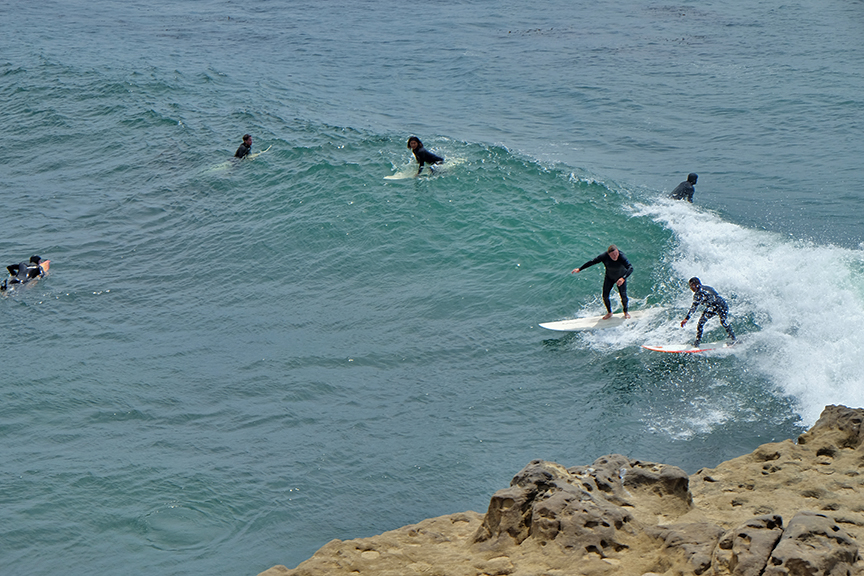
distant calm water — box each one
[2,1,863,574]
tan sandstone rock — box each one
[260,405,864,576]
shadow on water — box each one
[540,332,578,350]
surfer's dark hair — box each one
[407,136,422,148]
[242,134,251,141]
[607,244,618,253]
[29,255,41,264]
[689,277,701,286]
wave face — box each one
[2,1,862,574]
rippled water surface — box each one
[2,1,863,574]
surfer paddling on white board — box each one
[407,137,443,175]
[681,277,736,347]
[571,244,633,320]
[235,134,253,159]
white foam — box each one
[631,198,864,424]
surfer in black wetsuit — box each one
[407,136,444,175]
[670,173,698,202]
[235,134,252,159]
[681,277,736,347]
[2,255,44,291]
[571,244,634,319]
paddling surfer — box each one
[235,134,253,159]
[571,244,633,320]
[670,173,698,202]
[2,255,45,291]
[407,136,443,175]
[681,277,736,347]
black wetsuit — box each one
[412,146,443,174]
[578,251,634,314]
[670,180,695,202]
[2,260,42,290]
[685,285,736,345]
[235,143,251,159]
[671,174,698,202]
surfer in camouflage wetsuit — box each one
[681,277,736,347]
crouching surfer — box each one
[2,255,47,291]
[680,277,736,347]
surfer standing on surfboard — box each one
[235,134,253,159]
[571,244,633,320]
[407,137,443,175]
[681,277,736,347]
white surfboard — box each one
[202,160,234,174]
[384,172,419,180]
[248,144,272,159]
[202,145,272,175]
[641,342,732,354]
[385,169,433,180]
[386,157,461,180]
[539,309,655,332]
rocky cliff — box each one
[260,404,864,576]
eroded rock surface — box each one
[260,405,864,576]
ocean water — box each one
[2,1,863,574]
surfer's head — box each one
[242,134,252,145]
[29,255,41,264]
[687,173,698,184]
[688,277,701,291]
[607,244,619,260]
[407,136,422,150]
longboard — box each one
[202,145,273,174]
[385,171,430,180]
[641,342,731,354]
[386,157,461,180]
[539,308,654,332]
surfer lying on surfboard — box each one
[571,244,634,320]
[681,277,736,347]
[407,137,443,175]
[2,255,48,291]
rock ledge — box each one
[261,405,864,576]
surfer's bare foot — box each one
[624,312,631,319]
[602,312,613,320]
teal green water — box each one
[2,1,863,574]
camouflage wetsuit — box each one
[684,284,735,345]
